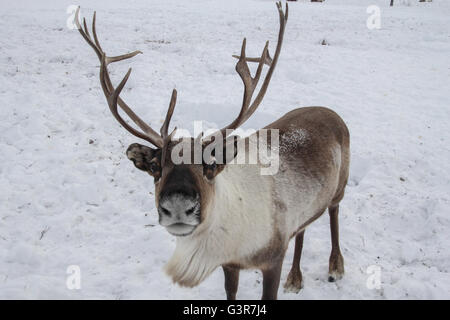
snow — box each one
[1,0,449,299]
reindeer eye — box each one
[149,162,159,173]
[206,161,217,171]
[203,159,218,180]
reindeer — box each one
[75,2,349,300]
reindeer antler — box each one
[77,3,287,152]
[75,7,178,149]
[203,2,288,143]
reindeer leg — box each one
[328,205,344,282]
[222,265,240,300]
[261,255,285,300]
[283,230,305,293]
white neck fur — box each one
[164,164,274,287]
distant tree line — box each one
[285,0,433,3]
[391,0,433,6]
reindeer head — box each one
[125,138,232,236]
[76,3,288,236]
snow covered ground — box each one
[0,0,449,299]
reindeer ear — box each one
[126,143,160,173]
[203,136,239,180]
[223,135,239,164]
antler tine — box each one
[160,89,178,166]
[252,41,269,90]
[98,55,157,143]
[241,1,288,124]
[75,7,101,59]
[231,1,288,67]
[76,7,164,148]
[236,38,254,113]
[232,48,272,66]
[161,89,178,139]
[83,18,92,41]
[229,40,268,129]
[91,11,103,53]
[205,2,287,143]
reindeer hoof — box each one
[328,252,344,282]
[328,271,344,282]
[283,270,304,293]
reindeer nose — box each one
[158,205,172,217]
[157,189,201,237]
[158,189,200,216]
[158,191,198,214]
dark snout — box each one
[158,188,201,236]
